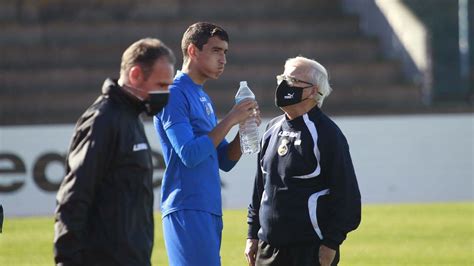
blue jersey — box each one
[154,71,237,217]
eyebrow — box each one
[212,46,227,53]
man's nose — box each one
[220,54,226,65]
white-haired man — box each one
[245,56,361,266]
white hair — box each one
[284,56,332,107]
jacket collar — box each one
[101,78,144,115]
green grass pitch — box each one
[0,202,472,265]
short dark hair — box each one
[120,38,175,80]
[181,22,229,61]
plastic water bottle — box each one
[235,81,260,154]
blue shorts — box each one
[162,210,223,266]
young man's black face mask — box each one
[274,80,307,107]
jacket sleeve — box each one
[54,113,116,265]
[322,133,361,250]
[247,118,280,239]
[247,153,264,239]
[0,204,3,233]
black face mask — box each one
[274,80,307,107]
[144,91,169,116]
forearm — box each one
[54,232,85,266]
[247,201,261,239]
[227,132,242,161]
[215,141,237,172]
[324,135,361,248]
[324,194,361,249]
[208,115,236,147]
[54,201,88,265]
[247,222,260,239]
[247,167,263,239]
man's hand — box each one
[244,238,258,266]
[209,99,259,148]
[252,104,262,126]
[319,244,336,266]
[226,99,260,126]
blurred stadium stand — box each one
[402,0,473,102]
[0,0,471,125]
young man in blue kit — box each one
[154,22,260,265]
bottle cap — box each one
[240,81,247,87]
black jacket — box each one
[247,107,361,249]
[54,79,154,266]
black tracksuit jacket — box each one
[247,107,361,250]
[54,79,154,266]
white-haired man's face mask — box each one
[274,74,322,107]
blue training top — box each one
[154,71,237,217]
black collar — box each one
[101,78,144,115]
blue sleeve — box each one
[158,87,215,168]
[165,123,215,168]
[216,140,238,172]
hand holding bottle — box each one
[227,98,260,126]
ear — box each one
[129,65,143,86]
[187,43,198,60]
[311,86,321,99]
[315,86,325,100]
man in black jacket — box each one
[245,56,361,266]
[54,38,175,266]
